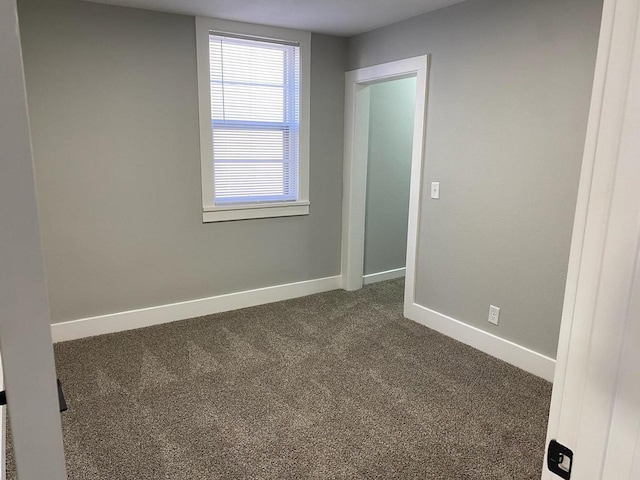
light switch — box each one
[431,182,440,199]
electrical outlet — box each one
[488,305,500,325]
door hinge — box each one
[547,439,573,479]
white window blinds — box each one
[208,33,300,205]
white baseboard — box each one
[363,267,406,285]
[51,275,342,343]
[404,302,556,382]
[50,277,555,382]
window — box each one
[196,18,310,222]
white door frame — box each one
[341,55,429,292]
[0,2,68,479]
[543,0,640,477]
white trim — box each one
[1,2,67,477]
[405,302,556,382]
[341,56,429,291]
[341,82,371,290]
[602,247,640,479]
[51,275,341,343]
[203,200,310,212]
[202,202,309,222]
[363,267,406,285]
[195,17,311,223]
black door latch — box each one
[0,379,67,413]
[547,439,573,479]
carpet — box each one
[6,279,551,479]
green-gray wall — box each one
[364,78,416,276]
[18,0,346,324]
[348,0,602,358]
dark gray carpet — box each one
[7,279,551,479]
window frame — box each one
[195,17,311,223]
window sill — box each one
[202,201,310,223]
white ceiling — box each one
[84,0,468,36]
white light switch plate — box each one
[431,182,440,199]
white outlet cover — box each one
[488,305,500,325]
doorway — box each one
[341,56,429,303]
[363,77,417,286]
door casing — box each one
[341,55,429,299]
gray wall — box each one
[18,0,346,324]
[18,0,602,358]
[348,0,602,358]
[364,78,416,276]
